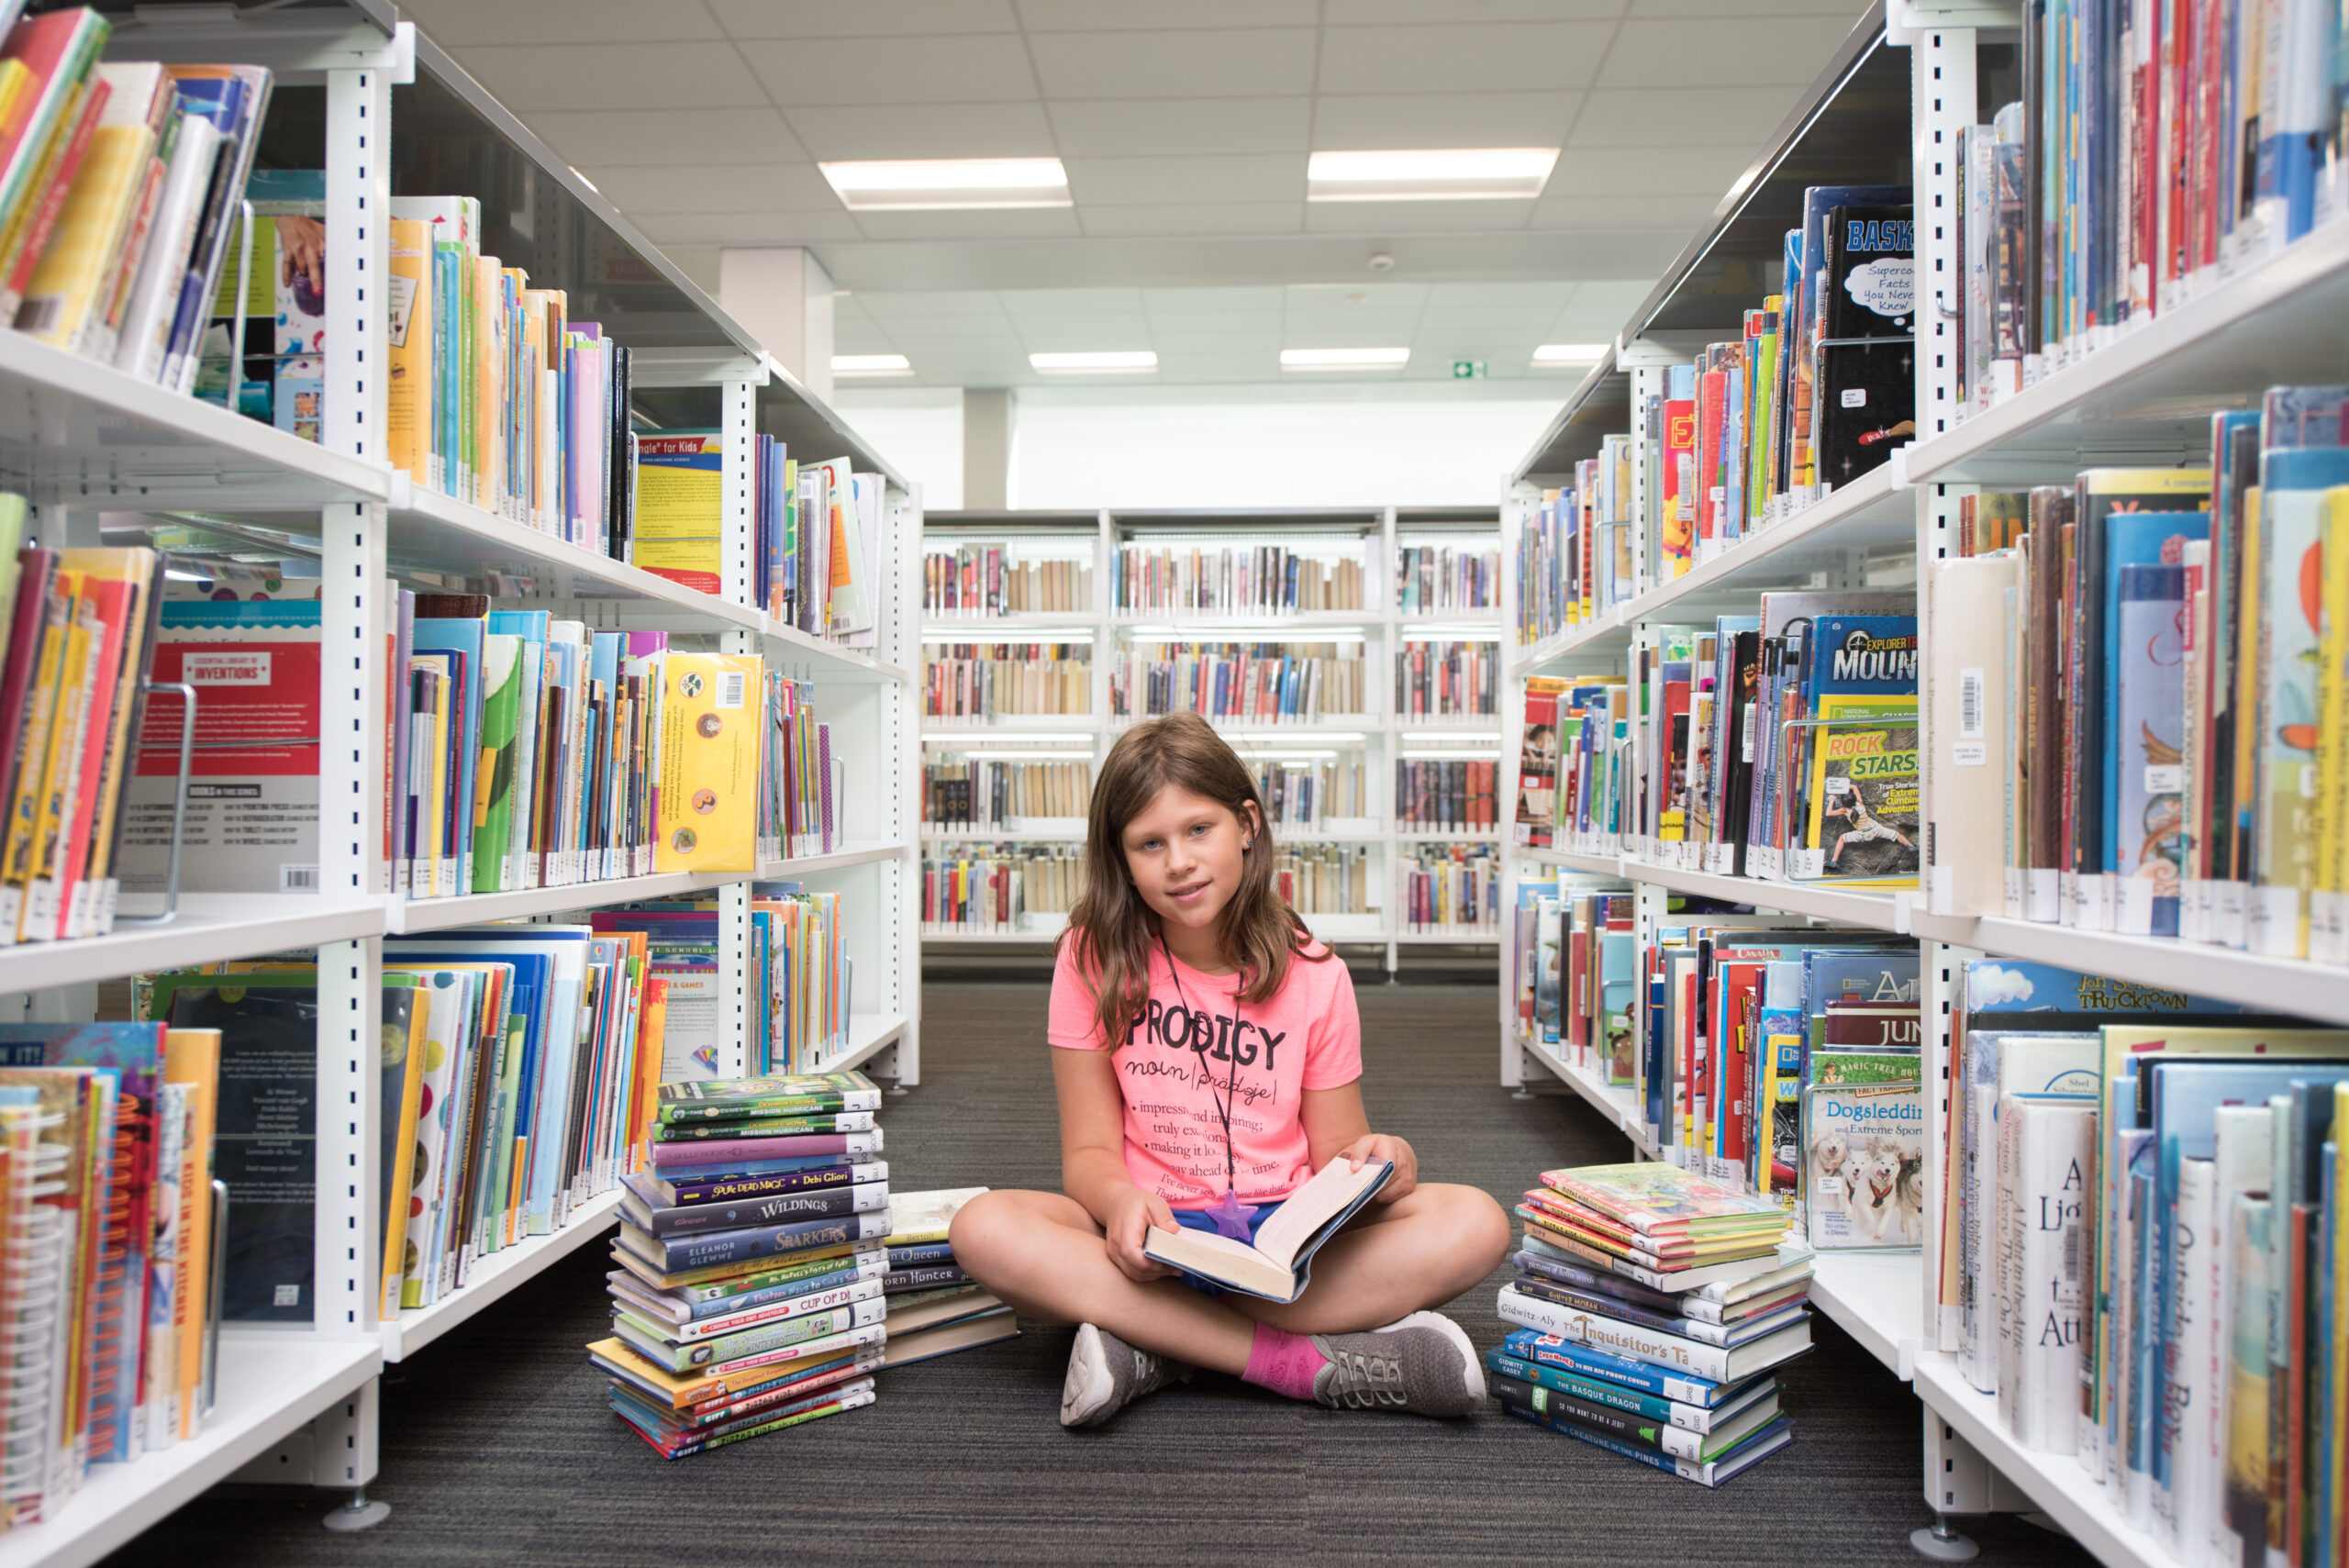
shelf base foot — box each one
[1909,1518,1978,1561]
[1508,1087,1537,1101]
[324,1489,391,1533]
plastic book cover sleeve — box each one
[1538,1163,1787,1231]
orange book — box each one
[161,1027,220,1441]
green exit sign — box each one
[1452,359,1487,379]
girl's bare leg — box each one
[950,1188,1258,1374]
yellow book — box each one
[376,987,429,1319]
[653,652,762,873]
[17,120,154,351]
[0,572,77,943]
[161,1026,221,1442]
[2314,487,2349,964]
[474,253,502,515]
[885,1188,988,1247]
[385,217,431,485]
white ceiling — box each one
[398,0,1870,386]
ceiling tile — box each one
[781,103,1058,161]
[737,35,1040,105]
[1566,279,1657,308]
[1064,154,1304,206]
[1310,91,1582,150]
[451,43,770,112]
[1567,86,1804,148]
[637,211,867,244]
[1046,98,1313,158]
[1530,192,1721,229]
[857,291,1012,317]
[1426,281,1576,307]
[1147,329,1285,351]
[998,289,1150,314]
[1302,200,1540,233]
[584,163,841,215]
[852,208,1086,240]
[1014,0,1319,27]
[1286,281,1429,310]
[1323,0,1626,17]
[707,0,1019,37]
[859,317,1024,341]
[1079,203,1306,237]
[1316,22,1617,94]
[525,108,806,169]
[1025,29,1318,98]
[1625,0,1862,14]
[399,0,719,46]
[1142,286,1288,313]
[1544,144,1758,198]
[1602,14,1860,86]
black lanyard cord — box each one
[1160,930,1242,1199]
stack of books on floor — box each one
[875,1186,1018,1370]
[1495,1162,1813,1486]
[591,1070,893,1458]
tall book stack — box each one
[1495,1163,1812,1487]
[595,1071,894,1459]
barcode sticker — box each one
[1957,666,1985,740]
[717,670,747,709]
[281,864,319,893]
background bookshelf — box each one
[919,506,1503,969]
[1492,4,2349,1563]
[0,9,919,1562]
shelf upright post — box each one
[313,50,396,1531]
[718,373,758,1077]
[887,484,922,1087]
[1497,484,1529,1088]
[1624,359,1670,600]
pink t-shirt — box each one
[1048,937,1363,1209]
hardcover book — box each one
[1142,1158,1391,1304]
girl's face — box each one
[1120,784,1255,944]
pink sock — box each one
[1241,1322,1328,1402]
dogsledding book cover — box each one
[1802,1080,1924,1250]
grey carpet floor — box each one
[103,979,2093,1567]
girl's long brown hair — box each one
[1063,711,1329,1050]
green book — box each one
[472,633,521,893]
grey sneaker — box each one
[1060,1322,1190,1429]
[1310,1310,1484,1417]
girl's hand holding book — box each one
[1102,1183,1179,1283]
[1338,1133,1417,1204]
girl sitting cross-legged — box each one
[950,712,1512,1429]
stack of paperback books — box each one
[875,1187,1018,1370]
[1495,1162,1813,1486]
[592,1070,894,1459]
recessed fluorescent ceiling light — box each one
[1306,148,1557,203]
[1030,350,1157,373]
[1532,343,1610,365]
[818,158,1070,211]
[1280,347,1409,371]
[832,353,911,376]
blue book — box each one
[2097,513,2208,877]
[1498,1326,1745,1405]
[1800,948,1920,1054]
[886,1240,954,1269]
[414,617,485,892]
[2112,563,2190,934]
[1500,1404,1794,1485]
[621,1207,895,1273]
[1960,957,2284,1019]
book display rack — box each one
[919,506,1503,969]
[0,8,918,1562]
[1495,4,2349,1561]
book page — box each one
[1254,1158,1386,1271]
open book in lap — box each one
[1141,1158,1394,1303]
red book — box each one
[0,72,108,316]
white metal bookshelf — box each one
[0,6,921,1561]
[917,506,1507,967]
[1486,3,2349,1559]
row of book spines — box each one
[1111,548,1364,613]
[1396,548,1499,612]
[919,762,1091,826]
[383,216,629,552]
[0,539,160,947]
[921,551,1089,614]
